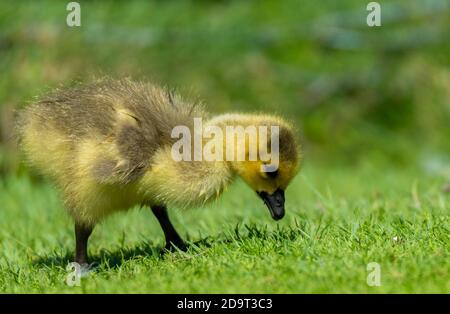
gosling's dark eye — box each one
[266,169,279,179]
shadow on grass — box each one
[32,237,215,269]
[32,222,307,269]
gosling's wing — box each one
[91,110,159,184]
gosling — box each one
[16,78,301,265]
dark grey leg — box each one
[151,205,186,251]
[75,223,93,265]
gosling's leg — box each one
[75,223,93,265]
[151,205,187,251]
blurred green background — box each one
[1,0,449,173]
[0,0,449,293]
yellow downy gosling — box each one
[16,78,302,264]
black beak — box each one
[257,188,285,221]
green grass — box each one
[0,0,449,293]
[0,162,448,293]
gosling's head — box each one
[229,116,301,220]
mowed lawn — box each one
[0,161,448,293]
[0,0,448,294]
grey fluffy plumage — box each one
[18,78,204,184]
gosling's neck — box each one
[139,149,234,209]
[139,113,266,208]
